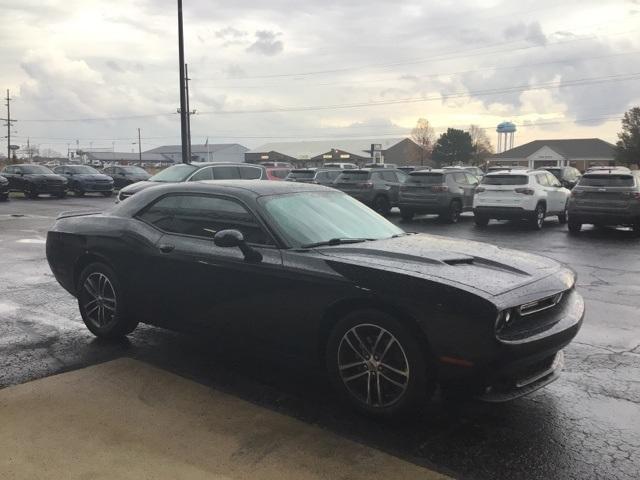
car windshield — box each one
[287,170,315,179]
[406,173,443,185]
[482,175,528,185]
[149,164,198,182]
[579,174,635,187]
[20,165,54,174]
[67,165,100,174]
[120,166,148,175]
[260,191,404,247]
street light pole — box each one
[177,0,189,164]
[138,128,142,163]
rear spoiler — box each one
[56,210,103,220]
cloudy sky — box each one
[1,0,639,156]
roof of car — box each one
[485,169,537,175]
[188,162,265,168]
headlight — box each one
[495,309,514,332]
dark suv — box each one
[1,164,68,198]
[102,165,151,189]
[543,166,581,189]
[285,168,342,186]
[567,169,640,233]
[398,169,479,222]
[333,168,407,215]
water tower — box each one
[496,121,516,153]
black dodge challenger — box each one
[46,181,584,417]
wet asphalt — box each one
[0,193,638,480]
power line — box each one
[17,71,640,123]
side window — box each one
[240,166,263,180]
[536,174,549,186]
[316,172,328,181]
[3,167,13,174]
[381,171,397,182]
[189,167,213,181]
[371,172,383,182]
[137,195,182,232]
[453,172,468,184]
[138,195,273,245]
[212,166,241,179]
[14,167,22,174]
[547,173,561,187]
[465,173,478,185]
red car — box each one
[265,167,291,181]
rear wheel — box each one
[102,191,113,197]
[530,203,546,230]
[568,221,582,234]
[77,262,138,339]
[474,214,489,227]
[326,309,433,418]
[372,195,391,216]
[440,200,462,224]
[400,208,414,221]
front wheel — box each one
[77,262,138,339]
[530,204,546,230]
[558,206,568,224]
[326,310,433,418]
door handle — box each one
[158,244,175,253]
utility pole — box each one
[177,0,189,164]
[138,128,142,163]
[185,63,193,160]
[27,137,31,161]
[2,89,17,160]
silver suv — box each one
[398,169,479,222]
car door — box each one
[545,172,569,212]
[463,173,480,208]
[142,193,286,341]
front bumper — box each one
[81,182,114,192]
[32,183,67,194]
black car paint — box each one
[46,181,583,400]
[0,175,9,200]
[1,165,68,196]
[53,166,114,195]
[103,166,151,189]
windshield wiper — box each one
[301,238,373,248]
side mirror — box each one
[213,229,262,263]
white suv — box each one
[473,170,571,229]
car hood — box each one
[72,174,113,181]
[317,234,569,296]
[26,174,67,182]
[119,180,161,194]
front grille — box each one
[519,292,563,316]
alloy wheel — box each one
[337,323,410,408]
[82,272,117,328]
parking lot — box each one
[1,193,639,480]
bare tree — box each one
[469,124,494,165]
[411,118,435,166]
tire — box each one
[55,191,66,199]
[326,309,433,418]
[474,214,489,227]
[77,262,138,339]
[25,188,38,199]
[530,203,546,230]
[75,188,85,197]
[568,221,582,234]
[372,195,391,216]
[0,194,8,202]
[440,200,462,224]
[102,191,113,197]
[558,206,568,224]
[400,208,414,221]
[633,222,640,236]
